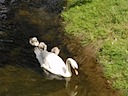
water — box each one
[0,0,121,96]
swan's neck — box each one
[65,60,72,77]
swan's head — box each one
[66,58,78,75]
[38,42,47,50]
[51,47,60,55]
[29,37,39,46]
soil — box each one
[56,35,122,96]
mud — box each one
[48,34,121,96]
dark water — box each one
[0,0,121,96]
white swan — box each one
[30,37,59,54]
[29,37,39,46]
[38,42,47,51]
[29,37,78,77]
[51,47,60,55]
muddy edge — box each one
[57,34,122,96]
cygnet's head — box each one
[51,47,60,55]
[38,42,47,50]
[29,37,39,46]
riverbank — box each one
[62,0,128,95]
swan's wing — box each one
[34,48,48,66]
[44,53,67,75]
[34,48,67,76]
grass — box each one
[62,0,128,95]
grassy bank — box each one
[62,0,128,95]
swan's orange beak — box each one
[74,69,78,75]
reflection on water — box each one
[0,65,90,96]
[0,0,121,96]
[0,65,66,96]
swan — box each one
[29,37,39,46]
[51,47,60,55]
[38,42,60,55]
[30,37,59,54]
[29,37,78,77]
[38,42,47,51]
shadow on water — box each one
[0,0,121,96]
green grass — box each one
[62,0,128,95]
[99,38,128,92]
